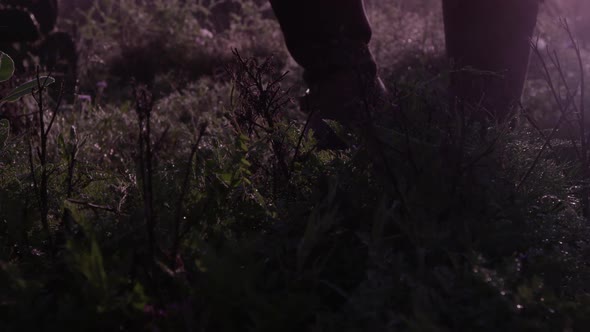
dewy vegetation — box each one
[1,0,590,331]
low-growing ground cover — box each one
[1,1,590,331]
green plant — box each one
[1,3,590,330]
[0,51,56,106]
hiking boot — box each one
[300,69,388,149]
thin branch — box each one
[66,199,117,213]
[172,123,208,262]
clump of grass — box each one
[73,0,286,100]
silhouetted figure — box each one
[0,0,58,42]
[0,1,77,99]
[443,0,540,121]
[270,0,384,148]
[270,0,540,142]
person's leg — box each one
[270,0,383,128]
[442,0,540,121]
[269,0,374,85]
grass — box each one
[1,0,590,331]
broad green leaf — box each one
[0,76,55,105]
[238,134,249,151]
[219,172,233,186]
[240,157,251,167]
[0,119,9,147]
[0,52,15,82]
[129,283,149,311]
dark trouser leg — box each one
[269,0,380,125]
[443,0,540,121]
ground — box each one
[1,1,590,331]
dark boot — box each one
[270,0,386,148]
[443,0,540,121]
